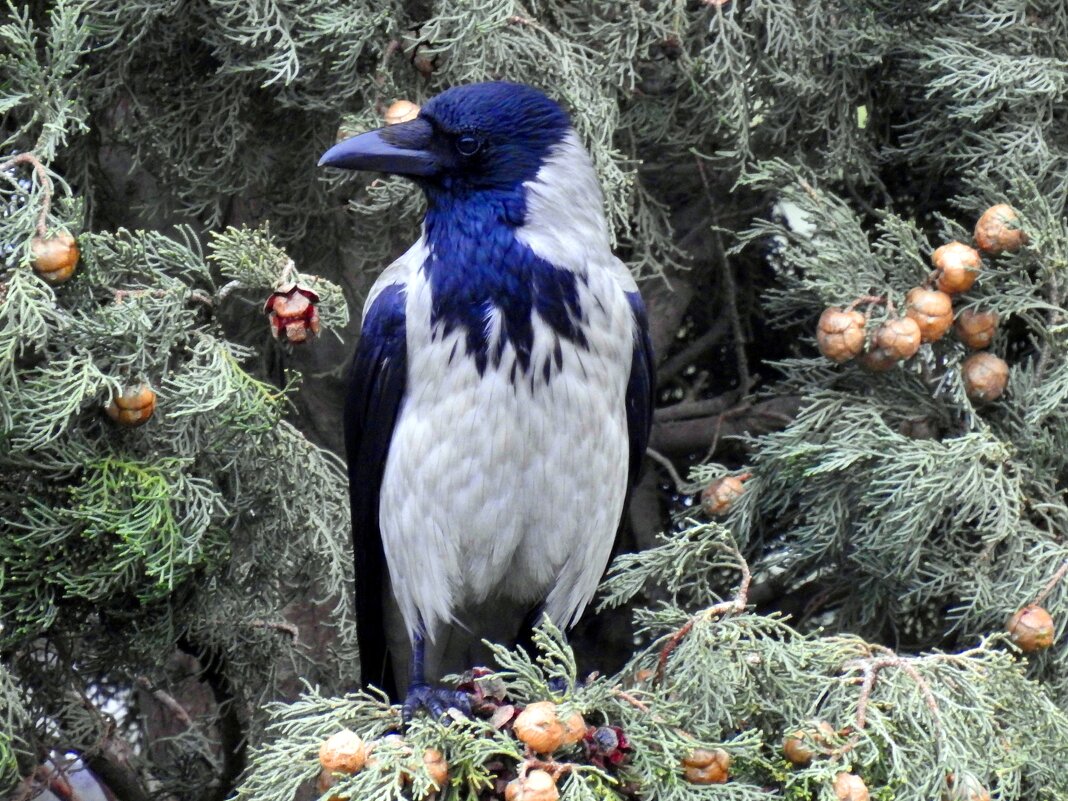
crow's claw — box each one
[547,675,589,694]
[402,683,472,722]
[547,677,571,694]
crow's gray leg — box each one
[401,630,471,722]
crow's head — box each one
[319,82,572,194]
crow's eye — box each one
[456,134,481,156]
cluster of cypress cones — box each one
[817,204,1026,403]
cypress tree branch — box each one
[0,152,51,235]
[654,394,737,423]
[654,317,730,387]
[644,447,687,493]
[177,637,247,801]
[655,543,752,683]
[135,676,195,730]
[1033,560,1068,608]
[83,741,150,801]
[650,397,800,456]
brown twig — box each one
[371,39,403,100]
[836,653,944,759]
[188,289,214,307]
[612,689,651,714]
[112,288,169,303]
[645,447,688,493]
[0,151,53,236]
[507,14,547,30]
[655,544,751,684]
[655,618,697,685]
[381,39,401,67]
[1032,559,1068,607]
[700,404,754,465]
[695,158,750,395]
[845,295,889,316]
[612,688,701,743]
[136,676,195,729]
[248,619,300,641]
[650,396,800,457]
[681,370,710,403]
[654,392,738,423]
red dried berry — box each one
[265,283,321,344]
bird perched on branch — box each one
[319,82,653,717]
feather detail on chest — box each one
[380,254,633,640]
[414,129,630,384]
[422,231,588,379]
[382,259,632,642]
[407,248,630,393]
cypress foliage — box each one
[2,1,1068,800]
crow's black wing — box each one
[624,290,655,496]
[344,283,407,698]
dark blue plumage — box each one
[423,202,587,377]
[344,284,407,696]
[419,82,571,193]
[625,292,655,492]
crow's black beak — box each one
[318,117,441,176]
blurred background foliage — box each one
[3,0,1068,799]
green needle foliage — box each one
[608,528,1068,801]
[1,219,354,645]
[708,163,1068,664]
[0,215,357,793]
[237,553,1068,801]
[3,0,1068,800]
[2,6,357,797]
[238,621,764,801]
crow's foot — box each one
[547,674,592,694]
[402,683,472,722]
[547,676,572,694]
